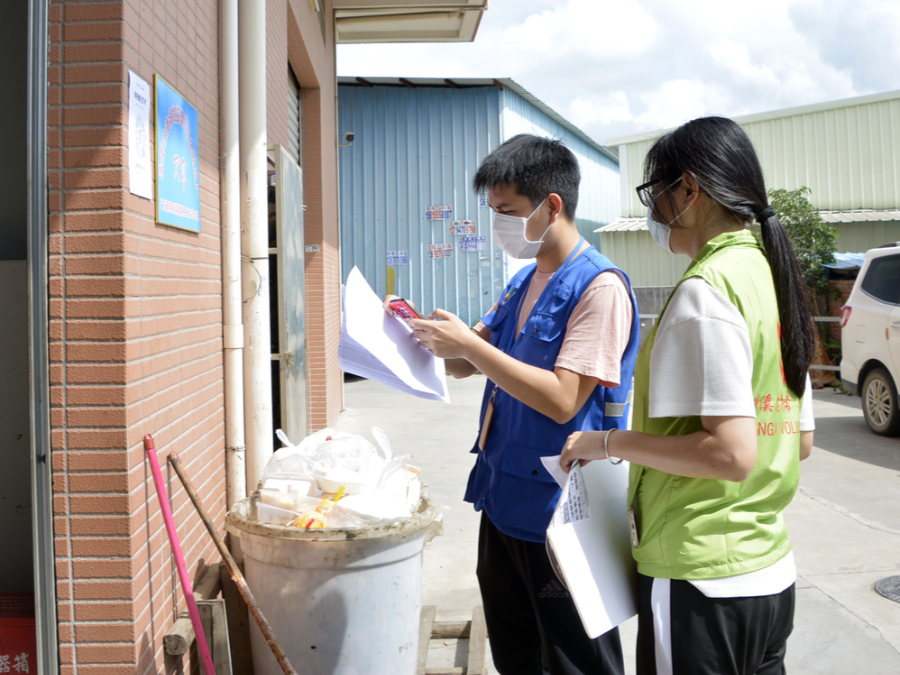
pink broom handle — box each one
[144,434,216,675]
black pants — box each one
[636,574,795,675]
[476,512,624,675]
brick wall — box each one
[48,1,342,671]
[50,1,225,672]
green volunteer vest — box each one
[628,229,802,579]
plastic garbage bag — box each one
[256,501,304,526]
[327,508,379,529]
[266,427,388,495]
[259,489,320,514]
[261,428,348,481]
[255,426,423,528]
[262,476,317,498]
[338,493,411,521]
[379,466,422,514]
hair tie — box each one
[755,205,776,223]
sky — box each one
[337,0,900,145]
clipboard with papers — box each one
[541,456,638,638]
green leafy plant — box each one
[767,186,838,299]
[822,335,842,363]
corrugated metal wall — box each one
[339,83,622,326]
[612,92,900,286]
[619,139,660,218]
[607,220,900,288]
[500,87,620,251]
[833,221,900,253]
[599,230,690,289]
[338,84,504,326]
[620,93,900,217]
[744,100,900,211]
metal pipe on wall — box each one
[221,0,246,507]
[238,0,273,492]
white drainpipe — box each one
[239,0,273,492]
[221,0,246,507]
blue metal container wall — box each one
[499,88,620,252]
[339,84,506,326]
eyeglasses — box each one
[635,176,682,207]
[635,179,660,207]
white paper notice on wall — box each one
[128,70,153,200]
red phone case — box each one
[389,299,421,320]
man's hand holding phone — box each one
[383,294,484,378]
[386,297,422,321]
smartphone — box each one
[388,298,422,321]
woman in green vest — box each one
[559,116,816,675]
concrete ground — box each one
[336,374,900,674]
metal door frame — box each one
[28,0,58,671]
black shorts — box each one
[636,574,795,675]
[476,512,624,675]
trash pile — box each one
[255,427,422,529]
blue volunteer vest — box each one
[463,243,641,542]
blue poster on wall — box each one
[154,75,201,232]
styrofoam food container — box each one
[256,501,299,525]
[313,468,373,495]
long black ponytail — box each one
[644,116,815,398]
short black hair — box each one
[474,134,580,220]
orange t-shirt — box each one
[475,269,633,388]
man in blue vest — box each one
[401,135,640,675]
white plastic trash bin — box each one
[226,495,443,675]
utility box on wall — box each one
[338,77,620,327]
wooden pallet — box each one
[163,563,234,674]
[417,605,488,675]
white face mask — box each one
[646,186,689,253]
[646,209,673,253]
[492,199,549,259]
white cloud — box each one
[563,91,633,129]
[337,0,900,144]
[789,0,900,91]
[634,79,734,132]
[501,0,658,62]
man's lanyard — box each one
[479,236,586,452]
[506,236,586,352]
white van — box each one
[840,242,900,435]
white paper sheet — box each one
[542,455,638,638]
[339,266,450,403]
[545,460,590,527]
[128,70,153,200]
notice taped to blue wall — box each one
[460,236,486,252]
[155,75,201,232]
[386,250,409,265]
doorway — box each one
[0,0,34,597]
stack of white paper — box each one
[542,456,638,638]
[339,266,450,403]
